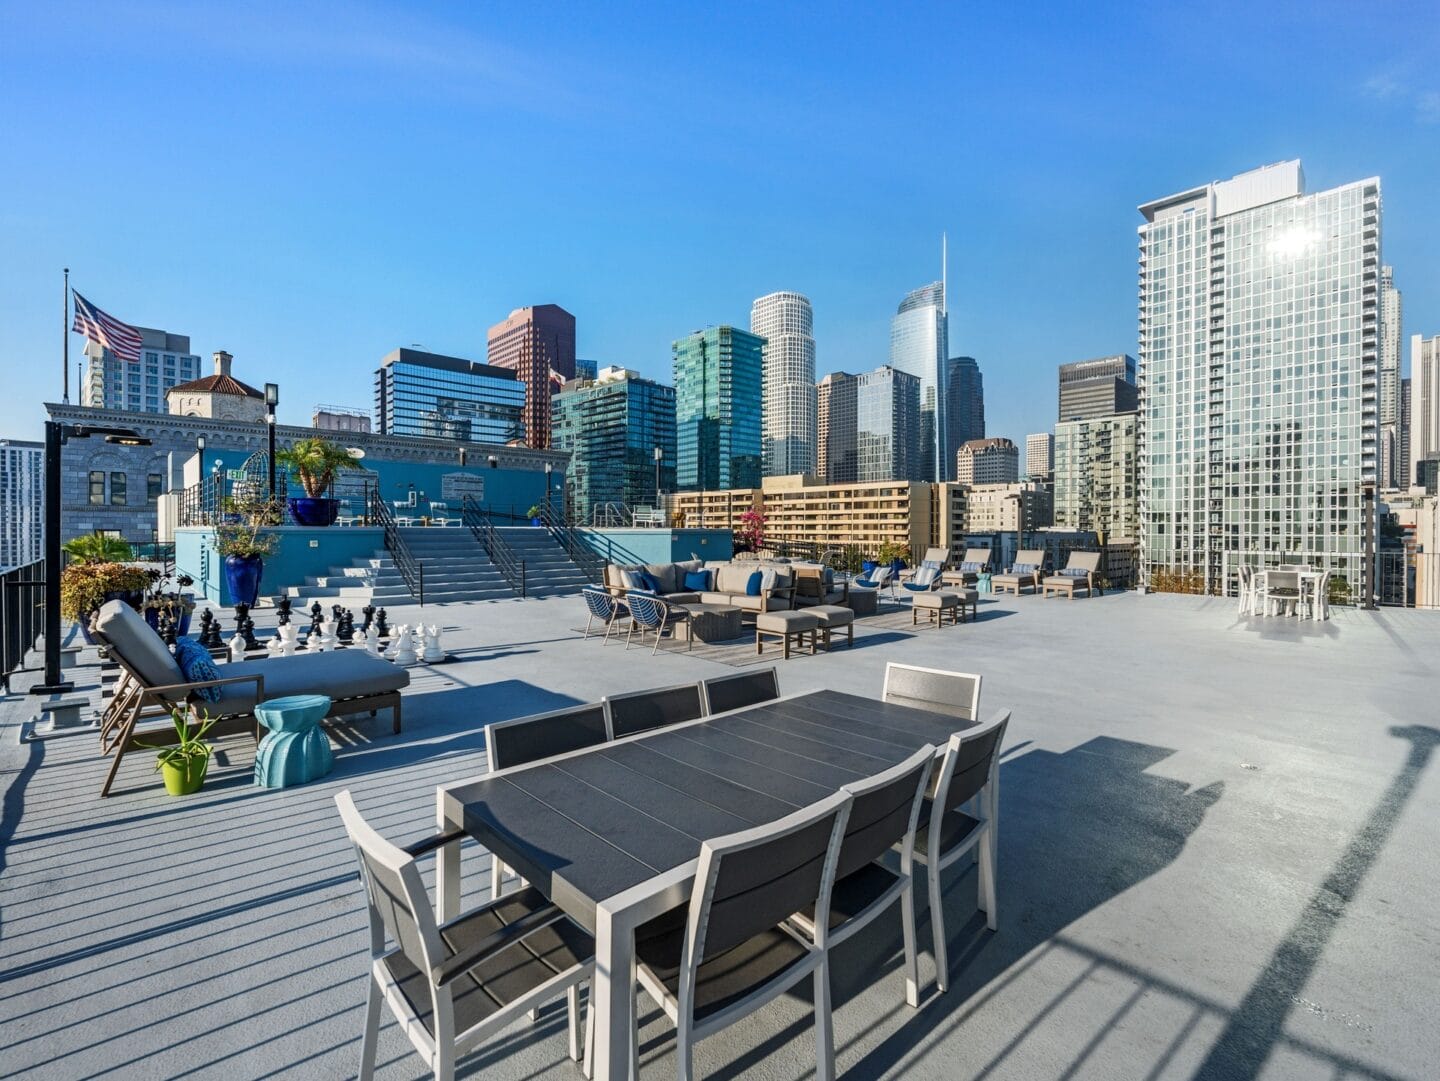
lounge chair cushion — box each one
[1010,563,1038,575]
[660,592,700,605]
[644,563,680,595]
[172,637,222,703]
[94,600,186,694]
[210,650,410,716]
[713,564,753,594]
[1059,567,1090,577]
[959,561,984,573]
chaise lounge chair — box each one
[91,599,409,797]
[991,549,1045,596]
[1042,551,1102,598]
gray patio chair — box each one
[699,667,780,715]
[882,662,982,723]
[485,704,609,897]
[602,682,704,739]
[992,549,1046,595]
[788,745,935,1008]
[632,790,853,1081]
[334,791,594,1081]
[908,709,1010,992]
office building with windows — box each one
[1379,267,1402,488]
[313,406,372,433]
[955,437,1020,485]
[889,282,948,480]
[1138,160,1380,598]
[964,481,1053,532]
[946,356,985,452]
[1054,411,1138,538]
[551,366,676,520]
[817,371,858,484]
[1411,335,1440,490]
[751,291,815,477]
[82,328,202,414]
[1025,433,1054,481]
[374,348,525,443]
[856,365,921,482]
[486,304,577,449]
[1058,354,1138,422]
[0,439,43,571]
[673,326,763,492]
[1401,377,1413,485]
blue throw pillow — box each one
[684,569,712,592]
[746,570,764,596]
[638,570,664,593]
[1012,562,1037,575]
[1061,566,1089,577]
[173,636,222,703]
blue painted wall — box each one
[574,528,733,566]
[176,526,386,605]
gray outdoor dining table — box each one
[435,687,979,1081]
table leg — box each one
[593,904,637,1081]
[436,790,461,921]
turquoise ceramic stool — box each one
[976,572,993,594]
[254,694,333,789]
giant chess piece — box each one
[364,623,380,656]
[309,602,324,637]
[421,624,445,664]
[239,611,261,652]
[157,608,177,646]
[384,624,402,660]
[375,608,389,638]
[276,596,293,626]
[199,609,224,651]
[360,605,375,633]
[278,622,300,658]
[392,625,418,666]
[228,630,246,664]
[338,609,355,644]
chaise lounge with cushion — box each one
[991,549,1046,596]
[91,599,409,797]
[1043,550,1102,598]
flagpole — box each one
[62,268,70,404]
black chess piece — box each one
[276,596,293,625]
[338,609,355,643]
[375,608,389,638]
[198,609,223,650]
[309,602,324,636]
[240,611,261,652]
[360,605,375,632]
[158,608,177,646]
[234,603,250,640]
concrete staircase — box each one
[285,529,513,606]
[493,526,594,598]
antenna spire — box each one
[941,232,948,315]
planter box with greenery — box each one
[60,533,149,642]
[215,498,281,606]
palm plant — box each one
[275,437,356,498]
[62,532,134,564]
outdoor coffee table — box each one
[435,688,980,1081]
[673,602,744,643]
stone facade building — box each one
[165,351,268,421]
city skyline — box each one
[3,5,1436,449]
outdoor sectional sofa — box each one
[604,559,797,613]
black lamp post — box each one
[543,462,554,520]
[32,422,151,695]
[264,383,279,501]
[653,445,663,504]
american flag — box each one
[71,290,143,362]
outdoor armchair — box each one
[581,587,629,643]
[991,549,1046,595]
[624,591,692,655]
[335,791,594,1081]
[1042,550,1102,599]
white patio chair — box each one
[631,791,853,1081]
[334,790,594,1081]
[1301,571,1331,621]
[1237,565,1256,616]
[1260,569,1301,617]
[788,745,935,1007]
[908,709,1010,993]
[429,501,455,526]
[602,682,704,739]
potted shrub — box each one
[143,571,197,637]
[527,504,544,526]
[276,437,358,526]
[61,560,150,643]
[216,499,280,606]
[876,541,910,575]
[141,708,218,796]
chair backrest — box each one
[882,663,982,722]
[1064,551,1102,574]
[92,599,187,693]
[701,668,780,715]
[836,746,934,880]
[334,789,444,980]
[604,683,704,738]
[933,709,1010,817]
[486,703,609,771]
[962,547,992,568]
[1266,570,1299,592]
[910,566,939,589]
[626,591,669,630]
[582,587,617,621]
[684,791,851,973]
[865,565,893,587]
[919,547,948,569]
[1013,549,1046,571]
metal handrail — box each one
[536,500,606,584]
[368,489,425,605]
[1,559,45,694]
[461,495,526,597]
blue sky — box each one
[2,1,1437,445]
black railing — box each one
[368,489,425,605]
[2,559,45,694]
[536,500,606,584]
[176,474,227,527]
[462,495,526,597]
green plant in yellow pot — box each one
[141,708,219,796]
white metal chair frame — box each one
[624,591,692,655]
[582,587,629,644]
[882,663,983,724]
[335,790,594,1081]
[788,745,935,1008]
[429,501,455,526]
[632,791,853,1081]
[1237,565,1257,616]
[914,709,1010,993]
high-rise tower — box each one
[1379,267,1402,487]
[751,292,816,477]
[485,304,576,449]
[889,271,948,481]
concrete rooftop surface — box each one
[1,591,1437,1081]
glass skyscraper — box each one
[856,365,921,482]
[551,367,676,520]
[751,291,817,477]
[1137,160,1380,598]
[945,356,985,451]
[817,371,858,483]
[374,348,525,443]
[889,282,948,481]
[673,326,763,491]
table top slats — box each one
[779,692,970,743]
[730,703,919,759]
[662,724,867,788]
[552,750,758,841]
[711,713,898,770]
[597,743,801,824]
[627,729,838,806]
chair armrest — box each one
[403,829,466,858]
[432,902,568,987]
[142,672,265,699]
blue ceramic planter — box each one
[287,497,339,526]
[223,555,264,607]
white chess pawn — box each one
[422,624,445,664]
[228,632,246,664]
[267,634,284,657]
[364,623,380,656]
[280,623,300,658]
[393,625,418,666]
[384,625,403,660]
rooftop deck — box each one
[1,592,1436,1080]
